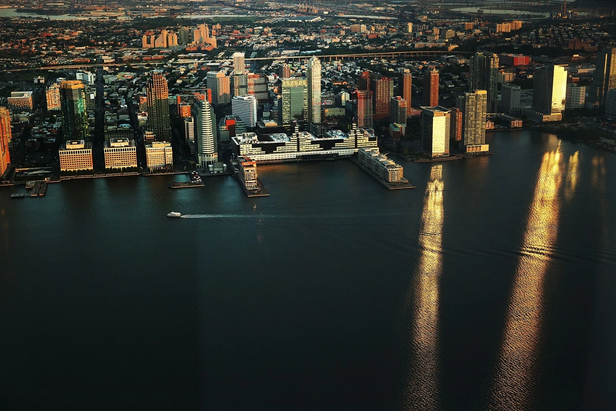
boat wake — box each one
[181,214,290,219]
[180,212,405,219]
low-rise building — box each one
[146,141,173,171]
[358,148,404,183]
[231,124,377,163]
[8,91,34,111]
[46,84,62,111]
[59,140,93,172]
[104,139,137,171]
[237,156,258,190]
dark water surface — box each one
[1,131,616,410]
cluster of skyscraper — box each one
[142,24,217,49]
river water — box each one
[1,130,615,410]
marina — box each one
[168,171,204,189]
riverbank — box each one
[540,124,616,154]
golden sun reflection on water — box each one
[591,156,606,188]
[489,146,579,410]
[564,151,579,202]
[404,165,444,411]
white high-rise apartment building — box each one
[307,57,322,126]
[194,99,218,168]
[232,95,258,128]
[233,52,246,75]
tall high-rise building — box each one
[232,95,258,128]
[233,74,248,97]
[194,99,218,168]
[307,57,322,126]
[207,71,231,105]
[450,107,463,143]
[501,84,522,115]
[532,65,567,118]
[146,72,171,141]
[247,74,269,102]
[591,48,616,108]
[456,90,489,153]
[390,96,407,125]
[605,89,616,119]
[566,84,586,110]
[279,64,291,79]
[281,78,307,126]
[400,72,413,116]
[356,90,373,129]
[179,27,191,45]
[60,80,89,141]
[423,69,439,107]
[421,106,450,159]
[0,107,11,176]
[192,24,217,48]
[358,71,371,91]
[373,77,394,121]
[233,52,246,75]
[469,52,500,112]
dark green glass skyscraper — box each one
[60,80,89,141]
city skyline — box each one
[1,4,616,409]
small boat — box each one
[11,193,24,199]
[167,211,182,218]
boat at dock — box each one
[38,182,47,197]
[167,211,182,218]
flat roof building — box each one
[104,139,137,171]
[8,91,34,111]
[146,141,173,172]
[421,106,450,159]
[59,140,93,172]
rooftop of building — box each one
[105,138,135,148]
[420,106,451,114]
[270,133,291,142]
[9,91,33,98]
[62,140,90,150]
[147,141,172,148]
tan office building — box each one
[104,139,137,170]
[146,141,173,171]
[59,140,93,172]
